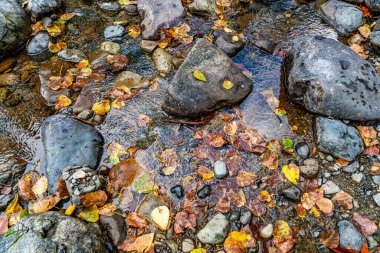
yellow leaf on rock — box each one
[55,95,72,110]
[281,164,300,185]
[65,204,76,216]
[193,69,207,82]
[151,206,170,231]
[358,25,371,38]
[92,100,110,115]
[197,166,214,181]
[6,195,21,215]
[224,231,256,253]
[107,142,127,165]
[112,99,125,109]
[190,249,206,253]
[32,176,48,196]
[46,24,62,37]
[273,220,291,239]
[59,13,76,21]
[223,80,234,90]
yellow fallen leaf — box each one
[77,205,99,222]
[273,220,291,239]
[55,95,72,110]
[59,13,76,21]
[65,204,76,216]
[5,195,21,215]
[127,25,141,38]
[151,206,170,231]
[224,231,256,253]
[281,164,300,185]
[92,100,110,115]
[223,80,234,90]
[190,249,206,253]
[76,60,89,69]
[193,69,207,82]
[48,41,67,53]
[32,176,48,196]
[46,24,62,37]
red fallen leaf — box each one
[361,243,369,253]
[331,191,353,210]
[336,158,349,167]
[80,190,108,207]
[215,190,231,213]
[192,130,209,140]
[274,238,295,253]
[356,5,372,18]
[249,198,266,217]
[362,145,380,156]
[55,176,70,199]
[183,198,207,217]
[320,229,339,249]
[173,211,196,234]
[236,171,257,187]
[352,212,378,237]
[126,212,148,229]
[225,149,243,176]
[331,248,359,253]
[206,132,227,148]
[0,216,9,235]
[238,128,265,152]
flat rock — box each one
[285,35,380,121]
[27,32,51,62]
[299,158,319,178]
[322,180,341,195]
[197,213,230,244]
[189,0,216,15]
[316,117,364,161]
[27,0,61,19]
[319,0,363,35]
[41,114,103,191]
[0,211,106,253]
[338,220,365,251]
[162,38,253,119]
[0,0,31,57]
[137,0,185,40]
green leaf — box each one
[282,138,294,149]
[78,205,99,222]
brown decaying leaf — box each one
[0,216,9,236]
[350,44,367,58]
[19,171,41,200]
[331,191,353,210]
[315,198,333,214]
[362,145,380,156]
[80,190,108,207]
[352,212,378,237]
[159,149,179,176]
[29,195,61,214]
[138,114,153,127]
[206,132,227,148]
[320,229,339,249]
[357,126,378,147]
[174,211,196,234]
[99,203,117,216]
[107,159,142,195]
[236,171,257,187]
[225,149,243,176]
[126,212,148,229]
[106,54,128,71]
[249,198,266,217]
[215,190,231,213]
[55,176,70,199]
[227,188,246,208]
[118,233,154,252]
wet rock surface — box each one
[41,114,103,191]
[27,32,51,62]
[162,38,253,119]
[26,0,61,19]
[0,211,106,252]
[316,117,364,161]
[338,220,365,251]
[286,35,380,121]
[0,0,32,57]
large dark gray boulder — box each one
[41,114,103,191]
[27,0,61,19]
[0,212,106,253]
[0,0,32,57]
[162,38,253,119]
[319,0,363,35]
[316,117,364,161]
[285,36,380,121]
[137,0,185,39]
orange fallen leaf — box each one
[19,171,41,200]
[236,170,257,187]
[331,191,353,210]
[80,190,108,207]
[138,114,153,127]
[29,195,61,214]
[320,229,339,249]
[357,126,378,147]
[126,212,148,229]
[118,233,154,252]
[315,198,333,214]
[224,231,256,253]
[99,203,117,216]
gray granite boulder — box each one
[162,38,253,118]
[27,0,61,19]
[0,212,106,253]
[319,0,363,36]
[27,32,51,62]
[0,0,31,57]
[285,35,380,121]
[137,0,185,39]
[316,117,364,161]
[41,114,103,191]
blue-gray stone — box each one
[338,220,365,251]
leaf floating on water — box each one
[193,69,207,82]
[78,205,99,222]
[107,159,141,195]
[151,206,170,231]
[282,138,293,149]
[331,191,353,210]
[118,233,155,252]
[281,164,299,185]
[55,95,71,110]
[92,100,110,115]
[223,80,234,90]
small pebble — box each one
[170,185,184,198]
[352,173,364,183]
[259,224,273,239]
[197,185,211,199]
[214,160,228,179]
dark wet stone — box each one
[27,32,52,62]
[104,25,125,41]
[338,220,365,251]
[295,142,310,159]
[0,0,31,57]
[281,186,301,202]
[228,210,240,222]
[170,185,184,198]
[197,185,211,199]
[137,0,185,39]
[41,114,103,191]
[100,215,126,246]
[214,30,245,57]
[318,0,363,36]
[231,222,241,231]
[125,3,138,16]
[0,211,106,252]
[0,194,13,210]
[299,158,319,179]
[27,0,61,19]
[73,84,94,114]
[188,0,215,15]
[316,117,364,161]
[286,35,380,121]
[252,39,276,54]
[365,0,380,12]
[162,38,253,119]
